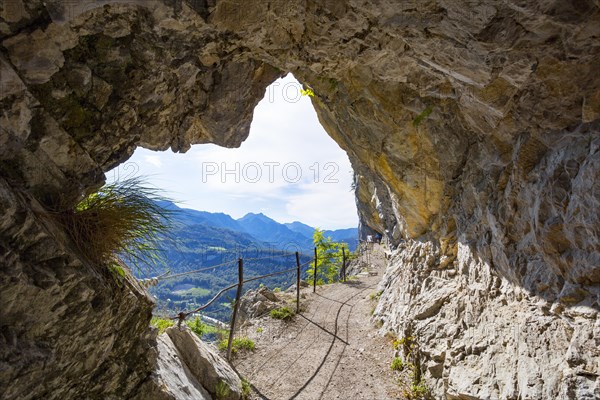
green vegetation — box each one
[256,327,263,333]
[152,315,228,341]
[370,290,383,301]
[412,105,433,128]
[390,335,430,399]
[54,177,174,272]
[390,357,405,371]
[270,306,295,321]
[107,263,127,287]
[393,336,415,352]
[214,380,231,400]
[234,337,255,351]
[404,381,430,399]
[392,336,417,376]
[108,263,126,279]
[151,317,174,334]
[307,229,346,285]
[218,337,256,355]
[149,243,312,321]
[241,378,251,399]
[300,87,315,97]
[187,317,207,338]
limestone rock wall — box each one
[0,178,156,399]
[375,239,599,399]
[1,0,599,399]
[134,327,242,400]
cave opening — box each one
[110,73,357,231]
[107,74,358,321]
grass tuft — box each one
[241,378,251,399]
[390,357,405,371]
[270,306,295,321]
[53,177,175,272]
[218,337,256,355]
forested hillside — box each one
[139,202,357,321]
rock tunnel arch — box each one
[114,73,359,236]
[1,1,599,399]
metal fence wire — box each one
[145,246,350,361]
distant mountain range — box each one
[284,221,359,250]
[161,201,358,252]
[143,201,358,321]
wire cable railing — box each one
[144,246,352,360]
[139,250,302,287]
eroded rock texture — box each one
[1,0,599,398]
[134,327,242,400]
[0,179,156,399]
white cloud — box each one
[284,180,356,229]
[144,155,163,168]
[110,74,358,229]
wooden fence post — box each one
[342,247,346,282]
[295,252,301,314]
[313,247,317,293]
[227,258,243,361]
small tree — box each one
[188,316,206,338]
[307,229,344,285]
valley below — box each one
[138,201,358,321]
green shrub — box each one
[307,229,345,285]
[187,316,207,338]
[151,317,173,334]
[390,357,404,371]
[405,381,430,399]
[214,380,231,400]
[256,327,263,333]
[394,336,416,352]
[234,337,255,351]
[270,306,295,320]
[241,378,251,399]
[218,337,255,355]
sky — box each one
[107,74,358,230]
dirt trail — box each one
[233,244,402,400]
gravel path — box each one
[233,244,402,400]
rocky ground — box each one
[231,244,407,400]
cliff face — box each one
[1,1,598,399]
[0,178,156,399]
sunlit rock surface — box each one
[134,327,242,400]
[1,1,598,398]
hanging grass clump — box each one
[56,177,176,273]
